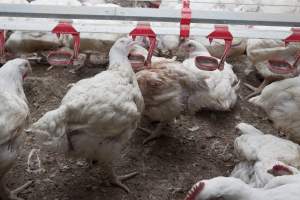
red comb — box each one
[185,182,205,200]
[272,164,293,175]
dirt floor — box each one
[5,55,278,200]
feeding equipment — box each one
[129,22,157,71]
[180,0,191,39]
[267,28,300,75]
[195,25,233,71]
[47,21,80,66]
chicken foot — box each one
[139,122,165,144]
[0,181,9,200]
[244,79,271,99]
[102,163,138,193]
[0,180,33,200]
[110,171,139,193]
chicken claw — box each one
[244,79,270,99]
[111,172,139,193]
[27,149,45,174]
[46,65,54,71]
[138,127,152,135]
[139,123,165,144]
[8,180,34,200]
[139,127,159,144]
[244,83,262,99]
[66,83,75,89]
[142,132,163,145]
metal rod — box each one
[1,4,300,27]
[0,18,292,39]
[133,0,300,7]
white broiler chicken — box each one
[231,123,300,188]
[190,35,247,61]
[149,1,246,59]
[244,38,300,99]
[27,37,144,192]
[186,2,247,59]
[154,34,181,58]
[231,160,299,188]
[243,0,300,98]
[249,76,300,144]
[129,44,177,72]
[134,30,181,58]
[70,3,133,68]
[264,172,300,189]
[179,39,239,111]
[129,45,208,144]
[5,0,81,59]
[184,175,300,200]
[139,1,246,59]
[0,59,32,200]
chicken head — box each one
[109,37,138,56]
[267,164,294,176]
[179,40,210,58]
[5,58,32,80]
[185,180,225,200]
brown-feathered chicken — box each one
[132,45,208,144]
[27,37,144,192]
[0,58,32,200]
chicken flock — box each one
[2,0,300,200]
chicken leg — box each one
[110,171,139,193]
[0,180,33,200]
[0,181,9,200]
[244,79,271,99]
[102,162,138,193]
[139,122,165,144]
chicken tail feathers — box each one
[30,105,69,139]
[26,105,71,153]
